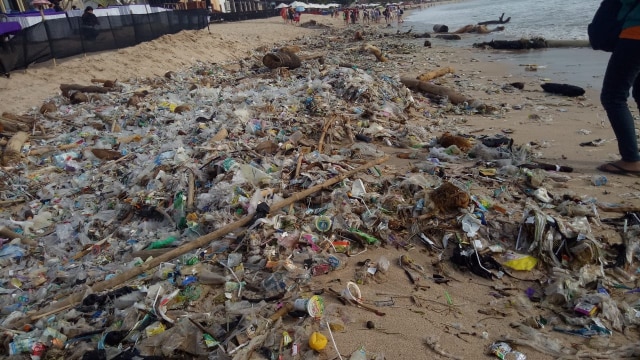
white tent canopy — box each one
[289,1,308,7]
[275,3,289,8]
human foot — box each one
[597,161,640,176]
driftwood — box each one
[453,25,505,34]
[60,84,112,97]
[2,112,37,125]
[2,131,29,166]
[417,67,454,82]
[17,155,390,326]
[90,78,117,87]
[0,118,30,133]
[262,50,301,69]
[0,226,24,241]
[478,13,511,25]
[400,77,471,105]
[362,44,387,62]
[597,203,640,213]
[545,40,590,48]
[473,38,547,50]
[298,53,325,64]
[0,198,26,206]
[435,34,461,41]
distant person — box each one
[597,0,640,176]
[81,6,99,40]
[51,0,63,12]
[97,4,104,8]
[71,5,77,10]
[288,7,294,24]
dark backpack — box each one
[588,0,640,52]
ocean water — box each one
[405,0,611,91]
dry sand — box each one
[2,11,640,360]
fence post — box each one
[106,13,118,49]
[43,20,56,66]
[144,4,153,39]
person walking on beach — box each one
[598,0,640,176]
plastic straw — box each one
[326,319,344,360]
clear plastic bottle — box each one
[349,347,366,360]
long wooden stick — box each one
[20,155,390,324]
[318,116,334,153]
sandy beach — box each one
[1,9,640,360]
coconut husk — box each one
[439,132,472,152]
[91,148,122,161]
[70,92,89,104]
[127,95,142,107]
[39,102,57,114]
[263,51,302,69]
[173,104,191,114]
[429,182,470,213]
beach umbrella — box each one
[31,0,51,21]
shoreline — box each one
[0,13,639,360]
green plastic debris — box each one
[148,235,178,249]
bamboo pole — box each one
[20,155,390,324]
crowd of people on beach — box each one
[330,5,404,26]
[279,5,406,27]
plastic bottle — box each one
[591,175,607,186]
[349,347,367,360]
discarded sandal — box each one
[597,162,640,177]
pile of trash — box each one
[0,25,639,360]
